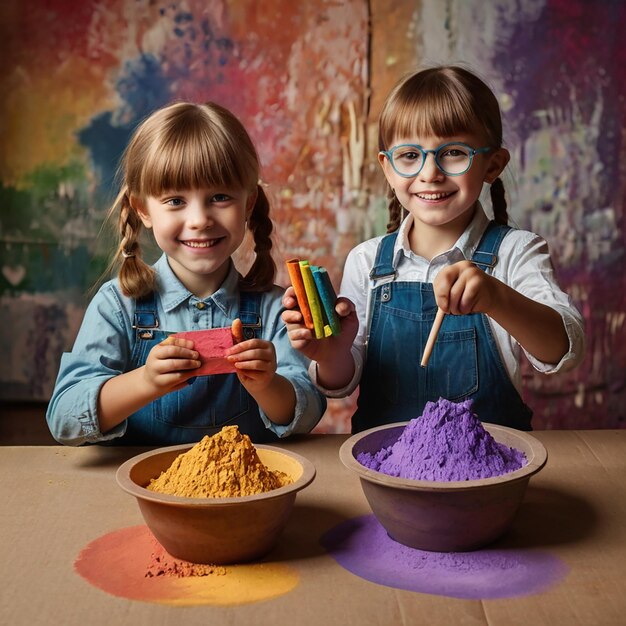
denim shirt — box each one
[46,255,326,445]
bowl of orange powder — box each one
[116,426,315,564]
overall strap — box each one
[133,292,159,340]
[369,232,398,280]
[364,232,398,357]
[471,221,511,274]
[238,291,263,339]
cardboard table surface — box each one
[1,431,625,625]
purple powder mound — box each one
[357,398,527,481]
[321,515,568,599]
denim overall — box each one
[353,221,533,433]
[121,291,280,445]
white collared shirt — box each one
[315,205,585,398]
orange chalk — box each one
[231,318,244,343]
[286,259,314,330]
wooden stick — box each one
[420,308,446,368]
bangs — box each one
[379,68,491,149]
[132,105,258,197]
[385,94,477,144]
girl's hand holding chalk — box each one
[285,259,341,339]
[282,288,359,365]
[144,336,201,393]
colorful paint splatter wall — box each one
[1,0,624,430]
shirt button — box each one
[195,302,207,310]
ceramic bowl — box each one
[339,422,547,552]
[116,444,315,564]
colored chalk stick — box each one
[172,328,236,375]
[311,265,341,336]
[286,258,315,330]
[299,261,325,339]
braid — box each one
[240,185,276,291]
[490,177,509,225]
[386,189,405,233]
[116,192,156,298]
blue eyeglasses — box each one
[380,142,492,177]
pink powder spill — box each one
[357,398,526,481]
[321,515,568,599]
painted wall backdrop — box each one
[1,0,624,431]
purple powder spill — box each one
[321,515,569,599]
[357,397,527,481]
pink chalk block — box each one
[172,327,236,376]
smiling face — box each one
[119,103,265,297]
[135,186,256,297]
[378,132,509,241]
[377,67,513,251]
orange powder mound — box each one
[146,426,292,498]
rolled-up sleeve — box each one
[525,304,586,374]
[257,288,327,437]
[501,231,586,374]
[46,285,131,446]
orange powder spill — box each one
[74,525,299,606]
[147,426,292,498]
[146,550,226,578]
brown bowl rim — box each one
[339,422,547,492]
[116,443,316,506]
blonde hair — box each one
[108,101,275,298]
[379,65,509,231]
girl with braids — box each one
[282,65,584,432]
[47,101,325,445]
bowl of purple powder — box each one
[339,398,547,552]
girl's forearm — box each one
[315,351,356,391]
[97,367,160,433]
[489,283,569,365]
[305,298,359,391]
[248,374,297,425]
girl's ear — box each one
[245,187,259,220]
[377,151,396,187]
[484,148,510,184]
[130,196,152,229]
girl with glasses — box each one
[282,65,585,432]
[46,102,326,445]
